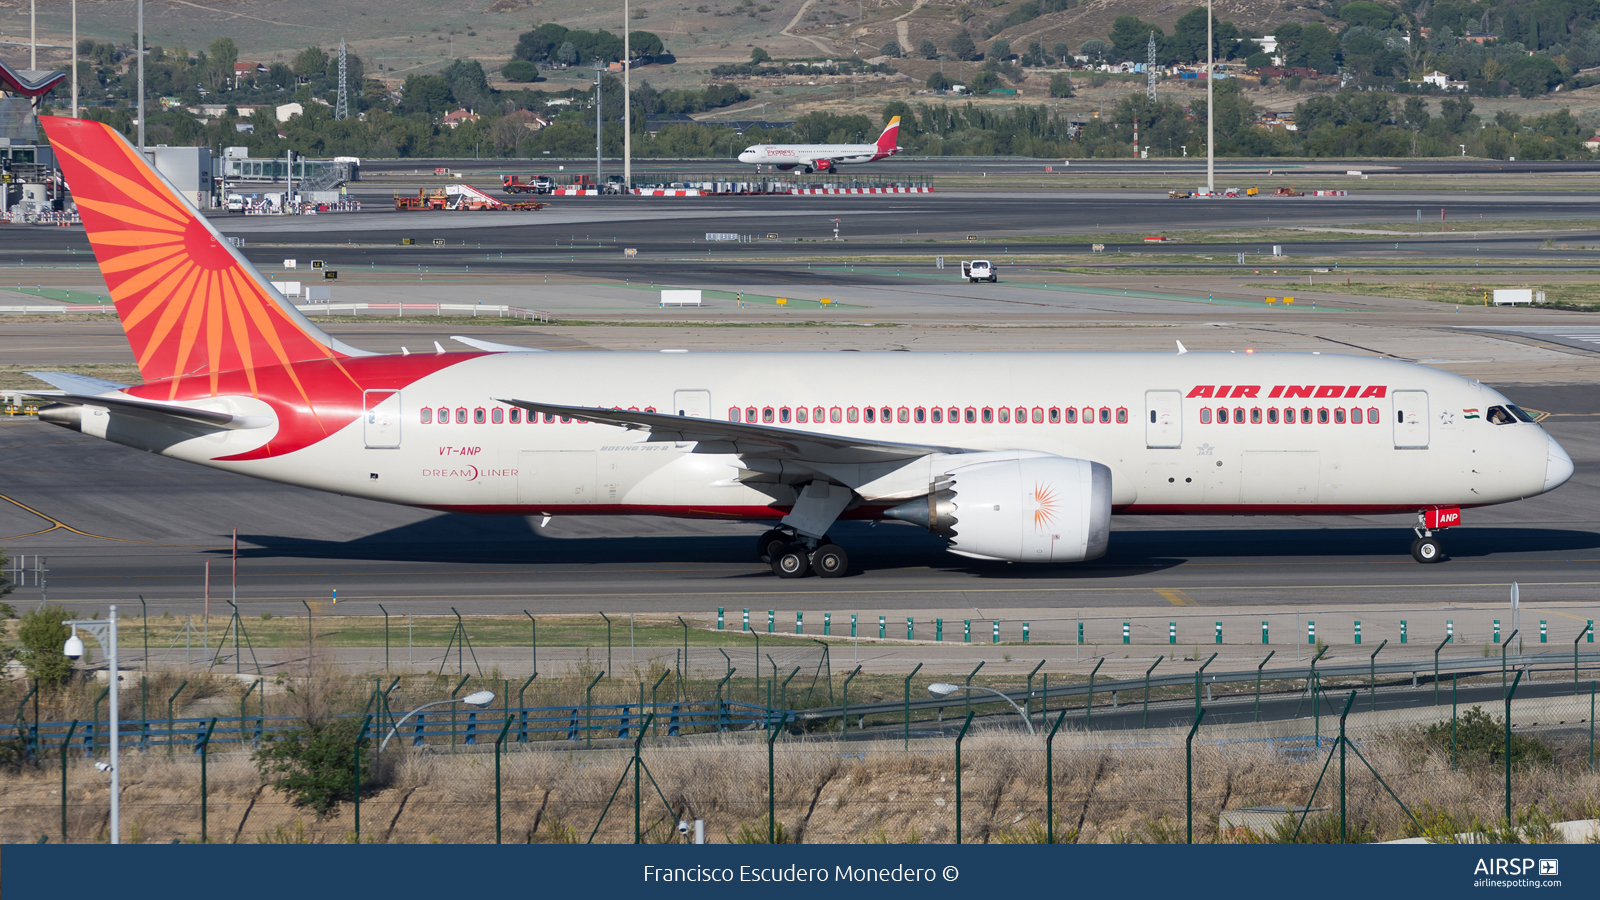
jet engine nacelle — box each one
[886,456,1112,562]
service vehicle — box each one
[1168,190,1191,199]
[30,116,1576,578]
[961,260,997,282]
[502,175,554,194]
[1271,187,1304,197]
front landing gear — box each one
[1411,509,1452,564]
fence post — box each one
[1337,691,1356,843]
[1143,657,1162,729]
[1046,708,1070,843]
[517,674,537,742]
[965,661,984,720]
[1578,627,1587,687]
[1255,651,1275,722]
[903,663,923,750]
[1434,636,1449,706]
[1369,639,1388,714]
[1186,708,1206,844]
[1194,653,1216,722]
[841,666,861,739]
[494,713,513,843]
[61,721,78,841]
[198,718,218,844]
[768,711,788,843]
[1505,669,1524,825]
[585,672,605,749]
[167,680,187,758]
[954,710,974,844]
[1086,658,1103,731]
[1452,673,1458,770]
[354,713,372,842]
[1025,660,1045,722]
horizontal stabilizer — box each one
[451,336,547,353]
[24,391,274,430]
[25,371,131,393]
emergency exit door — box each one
[1392,390,1430,449]
[673,390,712,418]
[363,390,401,448]
[1145,390,1182,448]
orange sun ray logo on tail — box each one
[41,117,360,402]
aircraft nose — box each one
[1544,433,1574,493]
[738,150,754,162]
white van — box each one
[962,259,996,283]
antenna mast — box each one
[1147,32,1158,103]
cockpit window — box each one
[1508,405,1536,423]
[1486,406,1515,425]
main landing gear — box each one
[756,528,850,579]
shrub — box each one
[253,718,372,816]
[1050,73,1073,98]
[1420,707,1554,768]
[880,41,902,58]
[18,605,73,687]
[926,71,954,91]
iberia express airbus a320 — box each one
[737,117,903,173]
[31,117,1573,577]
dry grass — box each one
[4,720,1595,844]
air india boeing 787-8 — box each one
[29,117,1573,577]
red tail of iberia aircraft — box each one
[874,116,901,159]
[30,117,1571,577]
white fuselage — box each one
[737,143,887,168]
[126,351,1566,522]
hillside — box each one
[2,0,1325,87]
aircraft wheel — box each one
[756,529,788,563]
[812,544,849,578]
[1411,536,1444,564]
[772,544,811,578]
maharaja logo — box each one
[1188,385,1388,399]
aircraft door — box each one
[1145,390,1182,448]
[363,390,401,449]
[672,390,712,418]
[1392,390,1430,449]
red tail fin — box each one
[876,116,901,154]
[41,117,359,394]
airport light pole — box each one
[928,683,1034,734]
[64,609,119,843]
[623,0,631,190]
[1206,0,1214,194]
[378,690,495,753]
[137,0,145,151]
[593,60,605,185]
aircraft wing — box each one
[23,391,273,430]
[25,371,131,393]
[499,399,965,464]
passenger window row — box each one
[728,405,1131,425]
[1200,406,1382,425]
[419,405,655,425]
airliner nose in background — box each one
[28,116,1573,578]
[737,116,903,173]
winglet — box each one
[1176,340,1188,355]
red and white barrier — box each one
[551,188,601,196]
[789,187,934,194]
[632,189,702,197]
[1311,190,1348,197]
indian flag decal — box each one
[1463,408,1480,419]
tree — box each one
[501,60,542,83]
[970,69,1001,93]
[1049,73,1073,97]
[442,59,491,112]
[949,30,977,61]
[1298,23,1340,74]
[990,38,1011,61]
[292,46,330,79]
[1052,42,1071,63]
[399,74,452,115]
[18,605,72,687]
[1507,55,1561,97]
[1245,51,1271,69]
[1079,39,1110,63]
[205,37,239,93]
[926,71,954,91]
[1171,8,1211,64]
[555,42,578,67]
[628,31,665,60]
[515,24,570,62]
[1110,16,1159,62]
[1401,96,1431,130]
[750,46,771,63]
[1439,95,1475,133]
[881,41,902,58]
[919,39,939,60]
[1339,1,1394,29]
